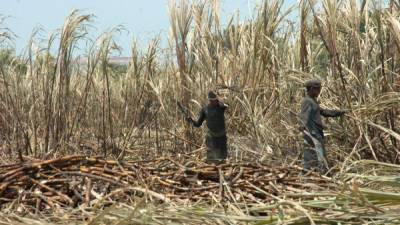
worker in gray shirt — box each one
[299,79,345,174]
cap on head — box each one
[208,91,218,100]
[304,79,322,89]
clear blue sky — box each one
[2,0,296,55]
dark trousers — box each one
[205,135,227,162]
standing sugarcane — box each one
[298,79,346,175]
[184,91,228,164]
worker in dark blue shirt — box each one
[187,91,228,163]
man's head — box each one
[304,79,322,98]
[208,91,219,106]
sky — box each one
[2,0,297,56]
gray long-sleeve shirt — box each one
[299,94,342,142]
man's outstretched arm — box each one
[320,108,345,117]
[189,108,206,127]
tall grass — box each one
[0,1,400,224]
[0,0,398,166]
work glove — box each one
[185,117,193,123]
[298,126,306,132]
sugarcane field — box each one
[1,0,400,224]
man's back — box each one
[204,104,227,137]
